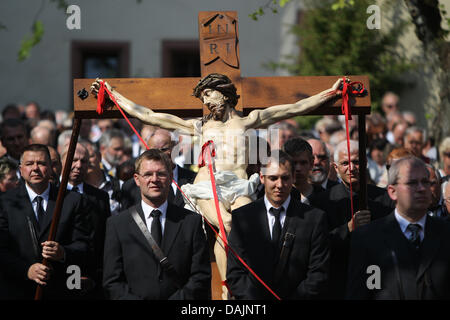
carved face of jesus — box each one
[201,88,228,120]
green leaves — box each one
[17,20,44,62]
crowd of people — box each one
[0,89,450,300]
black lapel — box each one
[382,212,418,297]
[281,199,302,247]
[161,203,182,255]
[129,204,155,256]
[19,183,40,231]
[38,184,57,239]
[257,199,272,243]
[416,216,442,280]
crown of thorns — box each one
[193,73,240,107]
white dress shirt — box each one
[394,209,427,242]
[264,195,291,239]
[141,200,168,235]
[25,183,50,219]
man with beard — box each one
[307,138,338,190]
[98,129,125,178]
[92,73,348,299]
[310,140,395,298]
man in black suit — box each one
[283,137,328,204]
[120,128,196,209]
[103,149,210,300]
[60,143,111,298]
[0,144,91,299]
[226,150,330,300]
[309,140,395,299]
[347,156,450,299]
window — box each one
[162,40,200,77]
[71,41,130,79]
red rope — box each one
[340,77,365,230]
[199,141,228,253]
[96,81,282,300]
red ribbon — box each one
[96,81,281,300]
[198,140,216,168]
[340,77,365,230]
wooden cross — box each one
[37,11,372,300]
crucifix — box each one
[41,11,371,301]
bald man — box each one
[120,129,196,209]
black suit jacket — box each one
[226,197,330,300]
[309,183,395,299]
[103,202,211,300]
[347,212,450,299]
[120,165,196,209]
[0,182,91,299]
[80,183,111,289]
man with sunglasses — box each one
[347,157,450,299]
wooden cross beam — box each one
[73,11,371,119]
[67,11,372,301]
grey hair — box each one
[98,128,126,148]
[57,130,73,149]
[307,138,330,159]
[334,140,359,163]
[387,156,426,185]
[404,126,427,144]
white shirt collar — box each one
[264,194,290,234]
[141,200,168,234]
[141,200,168,220]
[264,194,291,213]
[394,208,427,240]
[67,182,84,194]
[25,182,51,204]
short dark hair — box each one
[2,104,21,119]
[261,149,294,175]
[0,118,27,135]
[283,137,313,160]
[20,144,51,165]
[135,149,173,176]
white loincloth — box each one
[181,171,260,212]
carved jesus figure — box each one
[91,73,346,299]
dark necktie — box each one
[270,207,284,244]
[35,196,45,230]
[151,209,162,246]
[407,223,422,248]
[72,186,79,193]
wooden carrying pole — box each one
[34,119,82,300]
